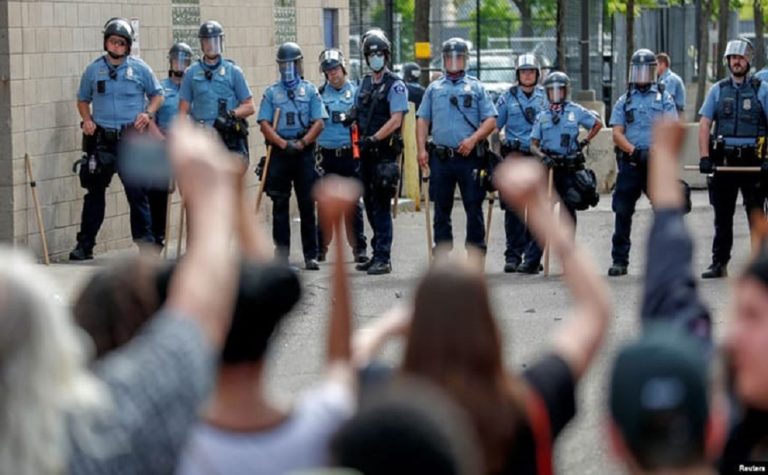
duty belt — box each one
[97,123,133,144]
[715,145,759,166]
[430,143,481,160]
[547,151,586,170]
[318,145,353,158]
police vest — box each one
[356,71,398,136]
[714,78,767,138]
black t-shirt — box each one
[502,353,577,475]
[719,407,768,474]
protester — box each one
[354,159,611,473]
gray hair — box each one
[0,248,107,475]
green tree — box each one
[371,0,415,63]
[463,0,518,49]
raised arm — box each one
[494,160,612,380]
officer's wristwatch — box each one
[144,110,155,120]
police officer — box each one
[70,17,163,260]
[179,20,254,163]
[608,49,678,277]
[698,38,768,278]
[258,42,327,270]
[401,62,425,110]
[656,52,686,113]
[416,38,497,257]
[528,71,603,273]
[495,53,548,272]
[315,48,368,264]
[352,30,409,275]
[146,42,193,250]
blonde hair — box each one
[0,248,107,475]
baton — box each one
[393,151,404,218]
[255,108,281,213]
[683,165,761,173]
[422,170,433,261]
[25,154,50,265]
[543,168,554,277]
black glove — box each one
[699,156,714,174]
[341,107,357,127]
[360,136,379,152]
[541,155,555,169]
[578,139,590,150]
[284,140,303,156]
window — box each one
[323,9,338,49]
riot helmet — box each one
[168,42,193,78]
[724,38,754,77]
[516,53,540,86]
[539,55,553,84]
[628,48,657,89]
[401,62,421,83]
[319,48,346,74]
[363,29,391,72]
[277,42,304,87]
[543,71,570,104]
[103,18,133,58]
[442,37,469,74]
[198,20,224,59]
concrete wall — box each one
[0,0,347,261]
[584,122,706,194]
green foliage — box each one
[462,0,518,49]
[370,0,415,63]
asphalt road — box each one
[48,189,750,474]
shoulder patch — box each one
[393,83,406,94]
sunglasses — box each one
[367,52,385,57]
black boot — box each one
[701,262,727,279]
[517,261,542,274]
[367,260,392,275]
[353,248,369,264]
[356,259,374,271]
[608,262,628,277]
[504,261,519,273]
[69,242,93,261]
[305,258,320,271]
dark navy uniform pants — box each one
[611,158,648,266]
[316,148,367,255]
[361,148,397,263]
[429,151,486,252]
[266,148,319,260]
[708,172,764,265]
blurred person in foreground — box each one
[175,176,362,474]
[608,121,726,471]
[353,158,612,473]
[0,119,241,475]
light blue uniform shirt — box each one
[179,58,252,126]
[699,77,768,146]
[156,77,181,131]
[495,85,547,151]
[257,80,328,139]
[658,68,686,111]
[77,55,162,130]
[531,102,597,156]
[417,74,497,148]
[317,80,356,148]
[755,68,768,83]
[610,86,677,149]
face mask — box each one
[369,55,385,72]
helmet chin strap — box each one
[635,83,651,92]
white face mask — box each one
[369,55,385,72]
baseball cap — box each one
[609,324,710,470]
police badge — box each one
[744,98,752,111]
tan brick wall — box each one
[0,0,348,261]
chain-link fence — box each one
[349,0,605,96]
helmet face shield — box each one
[724,40,753,64]
[279,60,302,84]
[547,84,567,104]
[319,49,344,73]
[201,36,223,57]
[170,51,192,72]
[628,63,656,85]
[443,51,467,73]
